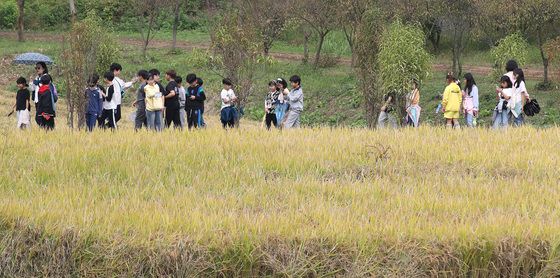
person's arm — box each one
[165,90,176,99]
[194,89,206,101]
[289,89,303,102]
[442,87,450,112]
[472,86,479,116]
[105,86,114,102]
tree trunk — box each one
[17,0,24,42]
[451,24,464,77]
[69,0,77,23]
[303,29,311,64]
[314,30,329,68]
[143,13,156,57]
[537,31,549,84]
[171,0,181,52]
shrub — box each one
[0,0,17,29]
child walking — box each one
[265,80,280,130]
[220,78,237,129]
[85,74,104,132]
[441,73,462,129]
[13,77,31,130]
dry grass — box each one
[1,87,560,276]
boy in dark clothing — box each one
[85,74,104,132]
[13,77,31,130]
[164,70,182,129]
[98,72,117,130]
[133,70,149,131]
[185,74,206,129]
[36,75,56,130]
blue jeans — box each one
[86,113,98,132]
[512,113,524,127]
[146,110,163,132]
[465,113,474,128]
[493,109,509,129]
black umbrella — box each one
[12,52,54,65]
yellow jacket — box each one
[145,84,164,111]
[442,83,462,112]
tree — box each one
[16,0,24,42]
[490,33,529,80]
[200,11,271,122]
[69,0,77,23]
[135,0,170,57]
[446,0,475,77]
[520,0,560,87]
[378,21,432,121]
[60,11,120,129]
[235,0,290,56]
[354,6,384,128]
[295,0,338,68]
[337,0,369,66]
[171,0,183,53]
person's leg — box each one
[180,108,185,128]
[377,112,387,128]
[465,113,473,128]
[514,114,524,127]
[265,114,272,130]
[155,110,163,132]
[453,118,460,129]
[186,108,193,130]
[135,108,145,131]
[172,109,181,129]
[446,118,453,128]
[45,117,54,130]
[115,105,122,123]
[283,111,295,129]
[271,113,278,128]
[200,108,205,127]
[146,110,155,130]
[108,109,117,129]
[293,111,301,128]
[196,109,202,129]
[388,114,397,129]
[501,111,509,128]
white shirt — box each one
[112,78,123,105]
[103,85,118,110]
[220,89,236,110]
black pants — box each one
[115,105,122,122]
[266,113,277,130]
[135,106,147,130]
[99,109,117,129]
[165,107,182,129]
[186,108,202,129]
[37,116,55,130]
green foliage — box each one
[378,20,432,96]
[0,0,17,29]
[60,11,120,128]
[490,33,529,80]
[207,12,272,106]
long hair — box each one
[500,75,513,88]
[463,73,476,96]
[36,62,48,74]
[514,68,525,88]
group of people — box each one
[377,60,535,129]
[11,61,305,131]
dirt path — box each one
[1,31,557,80]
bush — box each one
[490,33,529,80]
[0,0,17,29]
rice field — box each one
[1,109,560,276]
